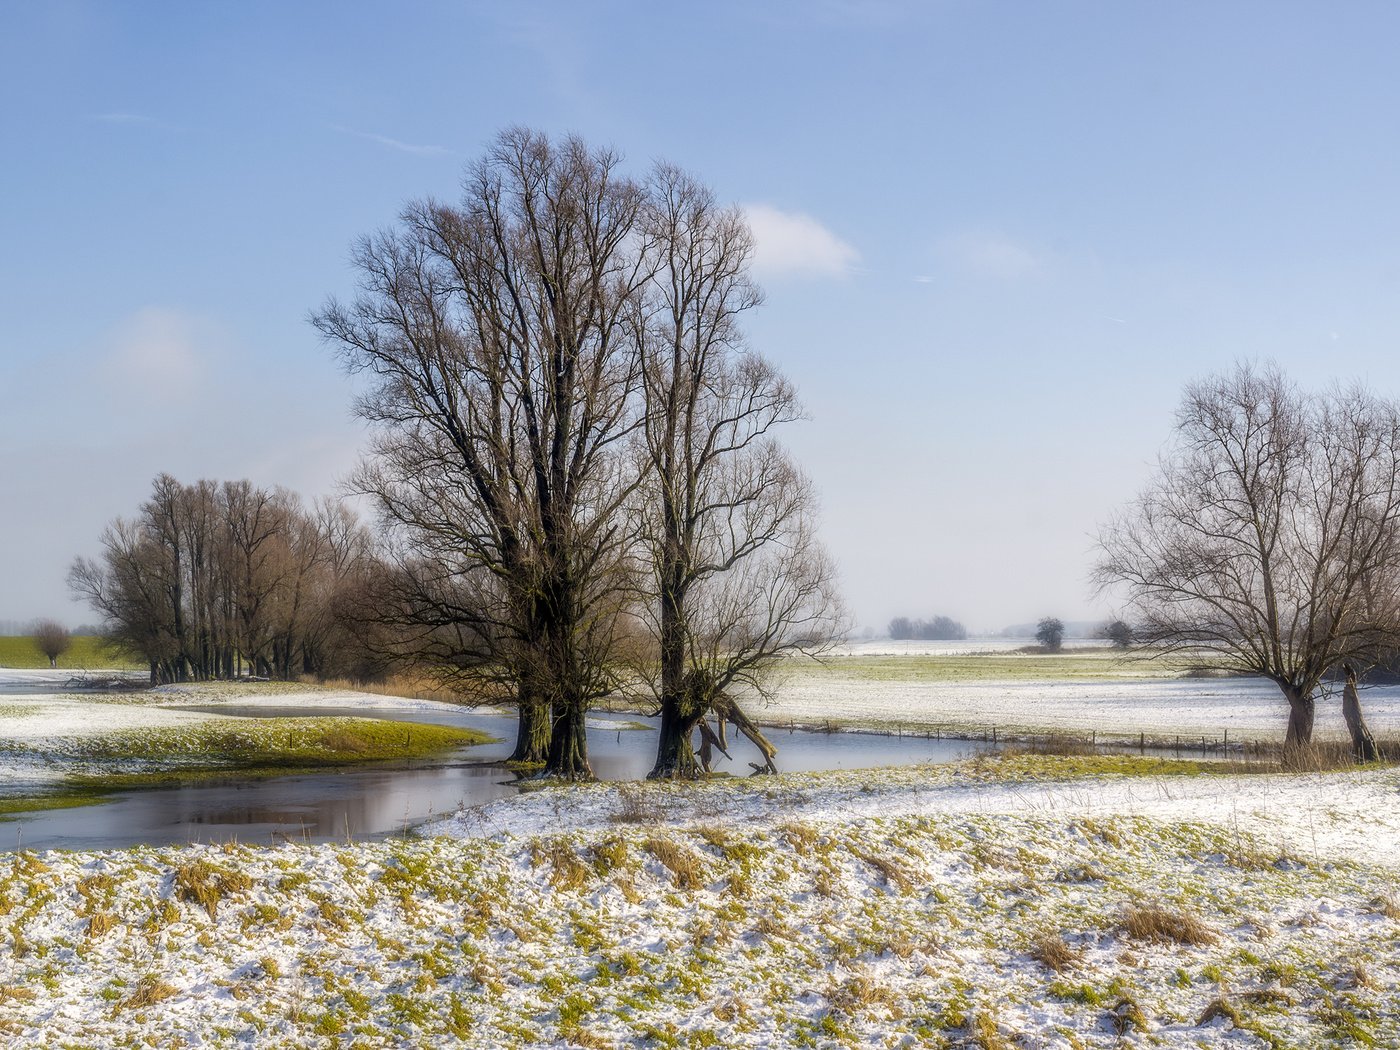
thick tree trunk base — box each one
[508,698,552,767]
[541,704,593,781]
[1283,689,1315,751]
[647,708,704,780]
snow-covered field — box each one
[770,666,1400,744]
[3,672,1399,1045]
[2,761,1398,1047]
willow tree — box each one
[315,128,650,778]
[1095,363,1400,749]
[636,167,846,778]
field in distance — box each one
[0,635,140,671]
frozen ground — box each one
[1,760,1398,1047]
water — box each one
[0,707,990,852]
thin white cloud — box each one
[937,231,1041,279]
[334,125,453,157]
[89,112,162,126]
[103,307,208,399]
[742,204,860,279]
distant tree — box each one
[888,616,914,640]
[1100,620,1134,649]
[920,615,968,641]
[1095,363,1400,749]
[31,620,70,668]
[1035,617,1065,652]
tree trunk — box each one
[648,703,704,779]
[542,700,593,780]
[1341,665,1378,762]
[508,687,551,766]
[1283,684,1315,749]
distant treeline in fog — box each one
[887,615,967,641]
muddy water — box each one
[1,707,992,851]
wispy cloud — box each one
[935,231,1043,280]
[334,125,453,157]
[102,307,209,400]
[89,112,161,126]
[742,204,860,279]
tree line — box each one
[887,615,967,641]
[70,475,374,684]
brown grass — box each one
[116,976,179,1013]
[533,839,591,891]
[642,837,705,890]
[173,860,253,920]
[1120,904,1217,946]
[611,785,666,825]
[1028,931,1081,971]
[850,846,914,892]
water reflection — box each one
[2,708,987,851]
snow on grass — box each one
[2,759,1399,1047]
[765,666,1400,744]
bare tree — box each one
[1096,363,1400,748]
[314,128,651,778]
[635,166,846,778]
[70,475,368,684]
[30,619,71,668]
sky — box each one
[3,1,1400,635]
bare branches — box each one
[1095,362,1400,745]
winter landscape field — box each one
[1,648,1398,1047]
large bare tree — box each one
[1095,363,1400,750]
[635,166,847,778]
[314,128,651,778]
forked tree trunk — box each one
[1341,665,1378,762]
[1283,684,1315,749]
[508,687,551,766]
[542,701,593,780]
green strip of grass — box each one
[0,717,497,816]
[0,788,109,819]
[0,635,142,671]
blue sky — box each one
[4,1,1400,633]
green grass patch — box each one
[0,788,109,820]
[963,752,1218,781]
[0,717,496,804]
[0,635,141,671]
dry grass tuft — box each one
[116,976,179,1013]
[85,910,118,941]
[611,786,666,825]
[532,839,591,891]
[642,837,705,890]
[173,859,254,920]
[1028,930,1081,972]
[850,846,914,892]
[1197,997,1243,1026]
[1120,904,1217,946]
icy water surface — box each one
[0,706,993,851]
